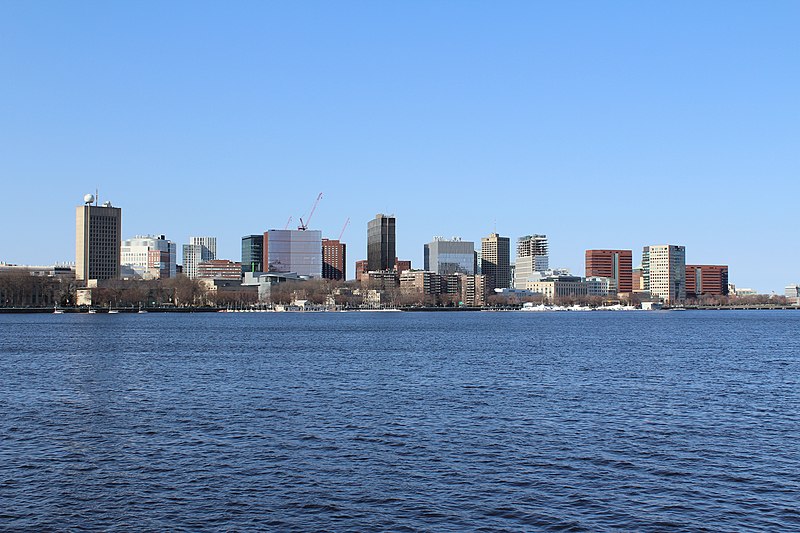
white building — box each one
[514,234,549,289]
[525,276,587,302]
[586,276,617,296]
[785,284,800,305]
[642,244,686,304]
[121,235,177,279]
[182,236,217,279]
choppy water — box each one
[1,311,799,531]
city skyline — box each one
[1,3,798,292]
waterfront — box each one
[1,311,799,530]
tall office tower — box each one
[367,214,396,271]
[121,234,177,279]
[262,229,322,278]
[513,235,549,289]
[182,236,217,279]
[642,245,686,304]
[481,232,511,292]
[424,237,475,275]
[322,238,347,281]
[76,195,122,282]
[585,249,633,295]
[241,234,264,274]
[686,265,729,299]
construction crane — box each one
[338,217,350,241]
[298,192,323,231]
[284,216,292,230]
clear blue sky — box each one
[1,2,798,292]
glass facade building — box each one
[241,234,264,274]
[424,238,475,275]
[367,214,396,271]
[264,229,322,278]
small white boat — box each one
[88,309,97,314]
[53,307,64,314]
[108,310,119,314]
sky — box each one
[1,2,798,292]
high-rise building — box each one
[686,265,729,298]
[514,235,549,289]
[182,236,217,279]
[585,249,633,295]
[121,234,177,279]
[424,237,475,275]
[241,234,264,274]
[642,245,686,304]
[322,238,346,281]
[367,214,396,271]
[263,229,322,278]
[481,233,511,292]
[76,196,122,282]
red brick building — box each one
[395,258,412,273]
[197,259,242,280]
[355,260,368,282]
[322,239,346,281]
[585,249,633,294]
[686,265,729,298]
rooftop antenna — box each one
[95,187,99,206]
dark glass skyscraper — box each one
[367,214,396,271]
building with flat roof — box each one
[182,236,217,279]
[525,276,588,302]
[481,233,510,292]
[686,265,729,298]
[785,284,800,305]
[76,197,122,282]
[322,238,346,281]
[400,270,442,295]
[241,234,264,274]
[121,234,177,279]
[367,214,396,272]
[459,274,488,307]
[197,259,242,280]
[263,229,323,279]
[424,237,475,275]
[642,245,686,304]
[355,259,368,282]
[585,249,633,295]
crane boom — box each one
[298,192,323,230]
[338,217,350,241]
[284,216,292,230]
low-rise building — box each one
[197,260,242,280]
[399,270,441,295]
[586,276,617,297]
[525,276,588,302]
